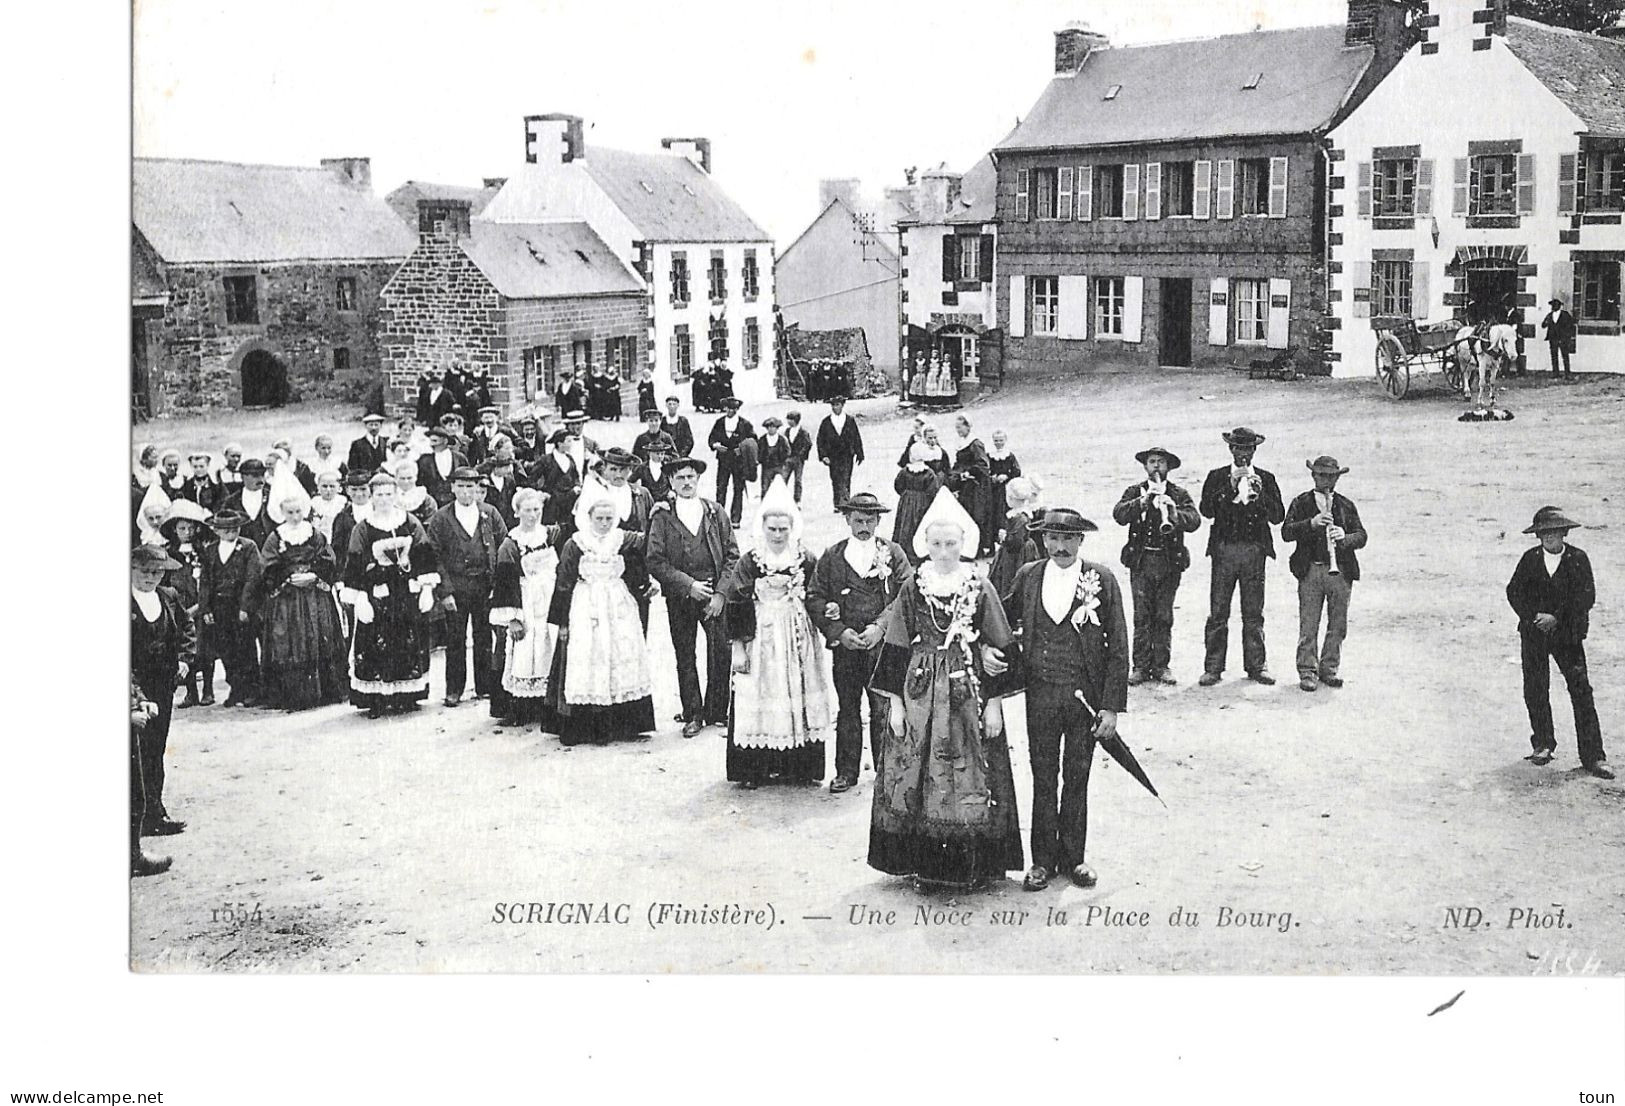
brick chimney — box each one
[661,137,713,173]
[1342,1,1420,104]
[322,157,372,192]
[919,168,963,221]
[1422,0,1508,55]
[482,177,508,189]
[1054,21,1109,75]
[417,197,471,242]
[524,114,585,166]
[819,179,861,211]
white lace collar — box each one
[756,542,802,572]
[917,560,972,597]
[368,506,407,531]
[576,526,623,557]
[277,520,314,544]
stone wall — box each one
[145,254,401,415]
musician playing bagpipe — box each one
[1112,446,1201,687]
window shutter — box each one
[1208,277,1230,345]
[1268,156,1289,218]
[1411,261,1430,320]
[1516,154,1536,215]
[1076,166,1092,221]
[1124,276,1145,343]
[1193,160,1212,219]
[1351,260,1373,319]
[1552,259,1575,308]
[1452,159,1470,216]
[1144,163,1162,220]
[1216,159,1236,220]
[1058,275,1089,339]
[1356,161,1373,219]
[670,333,680,376]
[1016,169,1030,221]
[1123,164,1141,221]
[1469,158,1481,215]
[1266,278,1291,348]
[942,235,958,283]
[1415,159,1434,216]
[1008,275,1026,337]
[979,235,995,282]
[1558,153,1578,215]
[1058,166,1075,221]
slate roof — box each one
[132,158,416,264]
[459,221,644,299]
[384,180,501,227]
[998,24,1374,152]
[946,155,999,225]
[1504,17,1625,138]
[485,146,770,243]
[132,230,168,303]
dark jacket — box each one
[756,433,793,475]
[178,474,224,513]
[221,487,276,547]
[416,385,460,428]
[425,501,509,593]
[786,427,813,465]
[807,538,913,646]
[646,498,738,597]
[660,415,696,457]
[708,415,756,465]
[417,449,470,507]
[1281,490,1368,582]
[1506,543,1594,644]
[131,586,196,696]
[1199,465,1286,557]
[816,414,864,466]
[1540,308,1577,349]
[1112,480,1201,572]
[347,433,392,476]
[197,538,263,626]
[1002,558,1131,714]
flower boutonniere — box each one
[869,539,892,582]
[1070,569,1103,630]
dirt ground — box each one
[131,369,1625,974]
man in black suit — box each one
[416,369,460,428]
[534,428,581,528]
[1540,296,1578,378]
[554,369,586,415]
[467,405,505,466]
[632,408,668,466]
[179,451,223,513]
[131,544,197,853]
[660,395,695,457]
[636,434,677,507]
[1112,446,1201,687]
[707,397,755,526]
[222,459,275,547]
[480,457,522,529]
[1506,506,1612,778]
[784,410,813,503]
[426,467,509,707]
[347,411,392,476]
[417,426,468,508]
[1281,456,1368,693]
[816,395,865,511]
[756,416,792,490]
[197,509,263,707]
[1198,427,1285,687]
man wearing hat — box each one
[647,454,739,737]
[636,434,678,506]
[221,458,276,546]
[330,471,373,582]
[707,397,755,526]
[1506,506,1612,778]
[1281,457,1368,693]
[480,456,522,529]
[660,395,695,457]
[348,411,393,476]
[810,493,913,792]
[426,467,509,706]
[179,451,222,513]
[554,368,586,416]
[783,410,813,504]
[535,428,579,528]
[1003,509,1130,891]
[416,369,460,430]
[816,394,865,512]
[756,416,792,492]
[417,425,469,508]
[131,545,196,845]
[1540,296,1577,378]
[439,411,471,455]
[1198,427,1286,686]
[597,447,656,548]
[631,407,668,467]
[1113,446,1201,686]
[467,404,507,466]
[561,409,600,473]
[196,509,263,707]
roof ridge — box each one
[133,156,335,173]
[1094,21,1344,53]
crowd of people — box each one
[129,384,1615,889]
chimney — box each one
[1424,0,1508,54]
[321,157,372,192]
[919,169,963,221]
[482,177,508,190]
[1054,21,1109,75]
[524,113,585,166]
[819,178,861,211]
[661,137,713,174]
[1344,1,1419,92]
[416,197,471,243]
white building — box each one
[482,114,778,403]
[897,157,1001,383]
[1326,0,1625,377]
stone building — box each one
[898,156,1001,388]
[377,200,650,414]
[993,7,1411,378]
[1327,0,1625,377]
[481,115,779,403]
[131,156,414,416]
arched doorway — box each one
[241,349,288,407]
[1464,260,1519,325]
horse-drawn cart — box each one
[1373,319,1470,399]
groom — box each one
[1001,508,1129,892]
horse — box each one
[1454,322,1518,411]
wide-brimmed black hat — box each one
[762,416,783,429]
[237,458,267,476]
[1307,455,1350,475]
[721,397,743,410]
[1523,505,1581,534]
[205,509,249,531]
[427,425,453,441]
[478,457,514,474]
[1135,446,1182,469]
[1032,508,1098,535]
[644,433,677,455]
[344,470,372,487]
[1222,427,1266,447]
[600,447,639,469]
[642,408,662,420]
[132,545,181,571]
[450,466,482,482]
[837,492,891,515]
[667,455,707,475]
[546,428,572,445]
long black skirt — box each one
[726,711,826,783]
[557,696,656,745]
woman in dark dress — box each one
[636,368,658,419]
[946,414,994,558]
[161,500,210,706]
[987,478,1044,599]
[893,442,943,564]
[253,490,349,710]
[986,428,1021,538]
[341,473,440,718]
[868,488,1023,888]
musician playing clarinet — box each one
[1199,427,1285,687]
[1113,445,1201,687]
[1281,455,1367,693]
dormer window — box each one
[1103,84,1121,100]
[639,181,655,194]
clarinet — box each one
[1325,496,1340,575]
[1146,479,1176,535]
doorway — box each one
[1159,278,1193,366]
[1465,265,1518,325]
[241,349,288,407]
[132,317,152,421]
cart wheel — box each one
[1375,336,1410,399]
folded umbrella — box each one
[1074,690,1165,807]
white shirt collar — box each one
[1543,547,1564,575]
[435,451,453,476]
[674,496,704,533]
[240,486,264,512]
[216,539,236,562]
[454,501,481,534]
[724,416,739,431]
[132,588,162,620]
[828,412,847,432]
[1041,559,1083,624]
[843,535,878,575]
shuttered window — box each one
[1164,161,1194,217]
[1584,151,1625,211]
[1473,154,1517,215]
[1093,276,1126,338]
[1096,165,1125,218]
[1193,160,1212,219]
[1033,168,1060,219]
[1016,169,1031,221]
[1030,276,1060,335]
[670,253,691,306]
[957,235,982,282]
[1233,279,1268,343]
[1237,158,1271,216]
[1373,158,1417,217]
[1374,260,1412,317]
[1578,260,1622,322]
[670,326,693,381]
